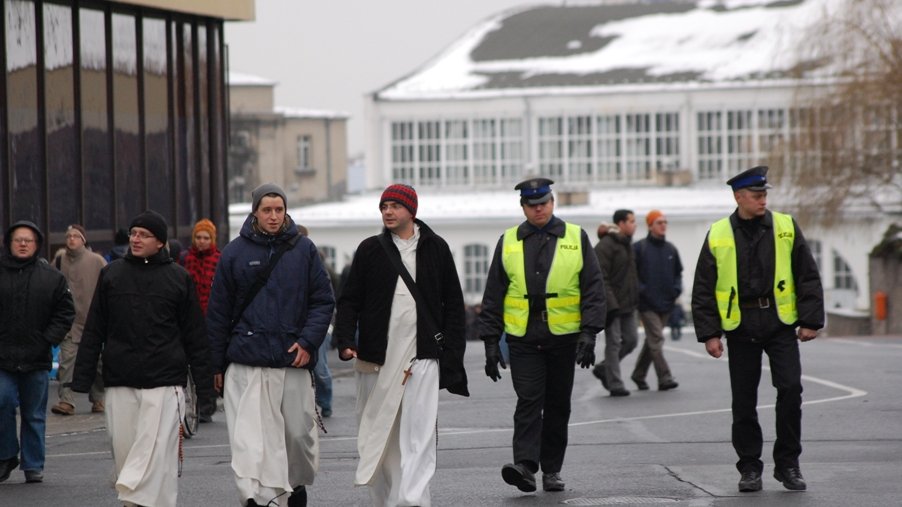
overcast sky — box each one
[224,0,535,157]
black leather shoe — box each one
[774,467,807,491]
[287,485,307,506]
[738,470,762,492]
[631,375,649,391]
[542,472,565,492]
[24,470,43,483]
[659,380,679,391]
[610,388,630,397]
[0,457,18,483]
[502,463,536,492]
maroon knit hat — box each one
[379,184,418,217]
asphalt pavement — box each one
[2,333,902,506]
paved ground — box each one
[2,333,901,506]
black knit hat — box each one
[129,210,168,244]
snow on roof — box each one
[275,106,351,120]
[231,185,741,229]
[228,71,277,86]
[377,0,848,100]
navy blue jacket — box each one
[634,233,683,313]
[206,214,335,373]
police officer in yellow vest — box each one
[478,177,606,494]
[691,166,824,494]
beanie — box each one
[646,209,664,227]
[67,224,88,245]
[192,218,217,249]
[379,184,418,217]
[130,210,168,244]
[252,183,288,212]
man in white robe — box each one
[207,183,335,507]
[336,184,469,506]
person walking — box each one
[0,221,75,484]
[182,218,221,423]
[631,209,681,392]
[691,165,824,493]
[592,210,639,397]
[50,224,107,416]
[334,184,468,506]
[206,183,334,507]
[479,177,605,494]
[72,210,213,507]
[314,249,338,419]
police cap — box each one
[514,177,554,205]
[726,165,772,191]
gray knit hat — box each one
[251,183,288,212]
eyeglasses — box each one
[129,230,155,240]
[653,220,668,225]
[12,237,35,244]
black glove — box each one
[483,336,507,382]
[574,331,596,369]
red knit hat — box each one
[379,184,418,217]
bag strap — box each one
[54,255,62,271]
[229,233,302,331]
[377,233,444,351]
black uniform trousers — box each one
[508,340,577,474]
[726,308,803,474]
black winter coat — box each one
[72,250,214,401]
[594,226,639,314]
[333,220,468,396]
[691,210,825,340]
[0,254,74,373]
[634,234,683,313]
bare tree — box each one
[769,0,901,226]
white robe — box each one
[106,386,185,507]
[225,363,319,507]
[355,226,440,506]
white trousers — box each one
[225,364,319,507]
[357,359,439,507]
[106,386,184,507]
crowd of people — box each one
[0,165,825,505]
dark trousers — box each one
[508,341,576,474]
[726,327,803,474]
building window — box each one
[498,119,523,184]
[809,239,822,271]
[726,110,755,174]
[596,115,621,181]
[538,117,564,179]
[697,111,723,181]
[832,249,858,292]
[391,121,415,182]
[296,135,313,173]
[568,116,592,181]
[418,121,441,184]
[463,243,489,296]
[444,120,468,186]
[624,113,653,182]
[473,119,497,185]
[655,112,680,174]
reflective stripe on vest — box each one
[708,211,798,330]
[501,223,583,336]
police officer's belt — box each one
[738,296,773,309]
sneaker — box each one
[609,387,630,397]
[24,469,43,483]
[321,407,332,418]
[91,400,105,413]
[0,457,19,483]
[542,472,565,492]
[738,470,762,492]
[631,375,649,391]
[774,467,807,491]
[501,462,536,492]
[51,402,75,416]
[592,363,608,390]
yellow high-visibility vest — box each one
[708,211,798,330]
[501,223,583,336]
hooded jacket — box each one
[0,221,75,373]
[206,214,335,373]
[72,249,213,400]
[594,223,639,314]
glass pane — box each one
[80,7,112,229]
[196,24,209,219]
[45,3,78,231]
[143,17,172,225]
[177,22,197,226]
[112,13,142,226]
[6,0,43,224]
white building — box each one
[234,0,900,315]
